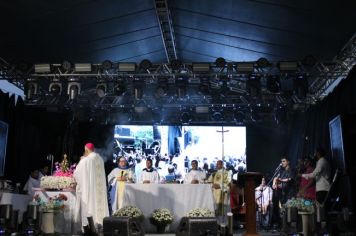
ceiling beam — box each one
[153,0,178,63]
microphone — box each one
[121,171,124,177]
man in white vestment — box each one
[140,158,160,183]
[184,160,206,184]
[74,143,109,231]
[23,169,40,196]
[107,157,135,213]
[207,160,232,218]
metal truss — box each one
[308,33,356,100]
[154,0,178,63]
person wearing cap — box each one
[74,143,109,231]
[184,160,206,184]
[140,158,160,184]
[107,156,135,213]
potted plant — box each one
[113,205,144,222]
[186,208,215,217]
[150,208,174,234]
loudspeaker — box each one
[103,217,144,236]
[176,217,218,236]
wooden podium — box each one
[242,172,262,236]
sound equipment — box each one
[103,217,144,236]
[176,217,218,236]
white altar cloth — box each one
[122,184,215,233]
[0,192,31,223]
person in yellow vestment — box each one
[207,160,232,217]
[107,157,135,213]
[74,143,109,231]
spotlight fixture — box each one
[192,63,210,72]
[49,82,62,96]
[294,74,308,99]
[25,81,38,100]
[155,77,169,98]
[74,63,92,72]
[139,59,152,71]
[236,62,254,73]
[233,110,245,124]
[176,77,188,98]
[67,81,81,100]
[246,75,261,97]
[266,75,281,93]
[96,83,107,98]
[215,57,226,68]
[180,112,192,124]
[278,61,298,71]
[170,59,182,71]
[118,63,137,72]
[211,111,223,121]
[101,60,113,70]
[62,61,72,71]
[34,64,51,73]
[256,57,270,68]
[114,79,126,96]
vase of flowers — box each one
[186,208,215,217]
[33,193,68,234]
[284,198,315,235]
[113,206,144,222]
[150,208,174,234]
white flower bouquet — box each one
[150,208,174,226]
[113,206,144,221]
[40,176,76,190]
[186,208,215,217]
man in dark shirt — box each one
[273,157,296,205]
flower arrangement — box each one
[186,208,215,217]
[33,193,68,211]
[53,154,76,177]
[150,208,174,226]
[40,154,76,190]
[284,197,315,213]
[113,206,144,221]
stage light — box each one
[49,82,62,96]
[278,61,298,71]
[195,106,209,114]
[155,77,169,98]
[114,80,126,96]
[294,74,308,99]
[101,60,112,70]
[96,83,107,98]
[233,110,245,124]
[246,75,261,97]
[25,82,38,100]
[215,57,226,68]
[176,77,188,98]
[34,64,51,73]
[212,110,223,121]
[133,78,144,100]
[139,59,152,71]
[198,77,210,95]
[266,75,281,93]
[118,63,136,72]
[236,62,254,73]
[180,112,191,124]
[74,63,92,72]
[67,82,80,100]
[256,57,270,68]
[192,63,210,72]
[62,61,72,71]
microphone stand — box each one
[267,165,281,187]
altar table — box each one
[122,184,215,232]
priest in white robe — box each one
[107,156,135,213]
[140,158,160,183]
[184,160,206,184]
[74,143,109,231]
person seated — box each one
[107,157,135,212]
[140,158,160,184]
[255,176,273,228]
[23,168,40,196]
[184,160,206,184]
